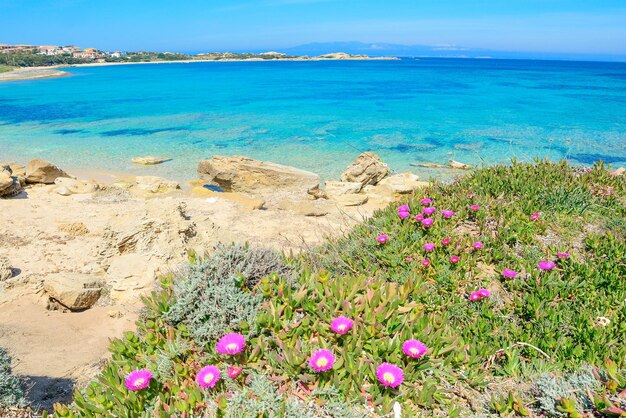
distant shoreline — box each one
[0,56,399,82]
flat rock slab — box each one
[377,172,428,194]
[198,156,320,194]
[131,156,171,165]
[43,273,102,311]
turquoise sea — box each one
[1,58,625,182]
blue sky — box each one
[1,0,625,57]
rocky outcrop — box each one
[0,165,23,198]
[324,181,362,197]
[198,156,320,194]
[333,194,368,207]
[131,156,171,165]
[340,153,390,186]
[611,167,625,177]
[43,273,102,311]
[275,199,332,217]
[135,176,180,194]
[377,172,428,194]
[25,159,69,184]
[0,255,12,281]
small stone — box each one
[107,309,123,318]
[55,186,72,196]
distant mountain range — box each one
[266,41,625,62]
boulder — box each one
[25,159,69,184]
[0,168,23,198]
[131,156,171,165]
[340,152,390,186]
[54,177,99,194]
[55,186,72,196]
[0,162,26,177]
[0,256,12,281]
[324,181,362,197]
[197,156,320,194]
[43,273,102,311]
[377,172,429,194]
[448,159,472,170]
[135,176,180,193]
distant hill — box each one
[276,41,626,62]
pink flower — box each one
[398,211,410,219]
[125,369,152,391]
[470,204,480,211]
[421,259,431,267]
[216,333,246,355]
[557,252,570,259]
[450,255,460,264]
[472,241,483,250]
[330,316,353,335]
[227,366,243,379]
[530,212,540,221]
[196,365,220,388]
[467,193,475,198]
[441,237,451,246]
[469,291,482,301]
[309,349,335,372]
[441,210,455,219]
[502,269,518,278]
[397,205,410,212]
[421,218,433,227]
[376,234,388,243]
[538,260,556,271]
[421,198,432,206]
[423,207,436,216]
[414,214,424,221]
[376,363,404,388]
[402,340,428,359]
[423,243,435,252]
[477,288,490,298]
[405,256,413,262]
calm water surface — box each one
[0,58,625,181]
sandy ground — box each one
[0,169,384,412]
[0,67,69,82]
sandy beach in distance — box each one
[0,55,398,82]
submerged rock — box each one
[43,272,102,311]
[340,152,390,186]
[131,156,171,165]
[197,156,320,194]
[25,159,70,184]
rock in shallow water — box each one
[131,156,171,165]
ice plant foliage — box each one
[557,252,570,259]
[125,369,152,391]
[216,333,246,355]
[402,340,428,359]
[376,363,404,388]
[330,316,354,334]
[309,349,335,372]
[376,234,388,244]
[196,365,220,388]
[539,260,556,271]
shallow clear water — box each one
[1,58,625,182]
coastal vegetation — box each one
[36,160,626,417]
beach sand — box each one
[0,67,70,82]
